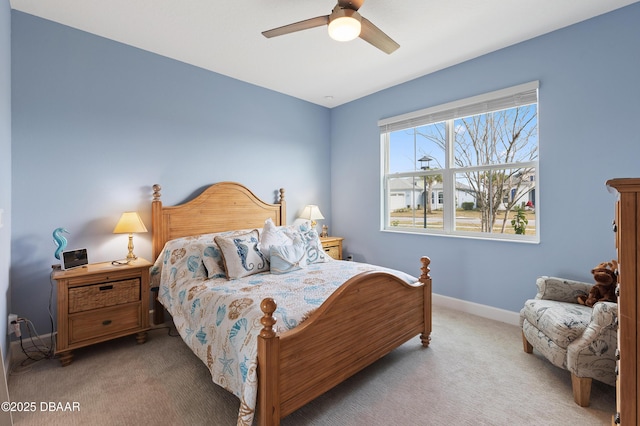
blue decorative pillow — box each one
[202,244,226,279]
[215,230,269,279]
[193,229,256,278]
[283,221,329,264]
[269,239,308,275]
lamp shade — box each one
[113,212,148,234]
[328,8,361,42]
[299,205,325,222]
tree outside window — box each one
[381,82,538,241]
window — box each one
[380,82,539,241]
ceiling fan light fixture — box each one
[328,8,362,42]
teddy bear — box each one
[577,260,618,307]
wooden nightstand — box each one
[52,258,152,366]
[320,236,344,260]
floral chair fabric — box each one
[520,276,617,406]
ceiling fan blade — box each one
[262,15,329,38]
[337,0,365,11]
[359,17,400,54]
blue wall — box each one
[330,3,640,312]
[1,0,11,361]
[10,12,331,332]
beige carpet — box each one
[7,305,615,425]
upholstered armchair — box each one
[520,276,617,407]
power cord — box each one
[12,273,57,367]
[14,317,55,364]
[48,270,56,353]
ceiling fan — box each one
[262,0,400,54]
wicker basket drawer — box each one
[69,279,140,313]
[323,245,340,260]
[69,303,141,344]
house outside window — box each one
[380,82,539,242]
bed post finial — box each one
[419,256,432,348]
[420,256,431,282]
[260,298,277,338]
[278,188,286,226]
[152,184,162,201]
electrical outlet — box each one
[7,314,17,335]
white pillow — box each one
[215,229,269,279]
[260,218,294,260]
[269,238,308,275]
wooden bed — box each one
[151,181,432,426]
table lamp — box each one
[113,211,147,260]
[299,205,324,228]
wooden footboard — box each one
[257,256,432,425]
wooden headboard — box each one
[151,182,286,260]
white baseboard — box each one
[433,293,520,326]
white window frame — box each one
[379,81,539,243]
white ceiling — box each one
[9,0,639,108]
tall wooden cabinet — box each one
[607,178,639,425]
